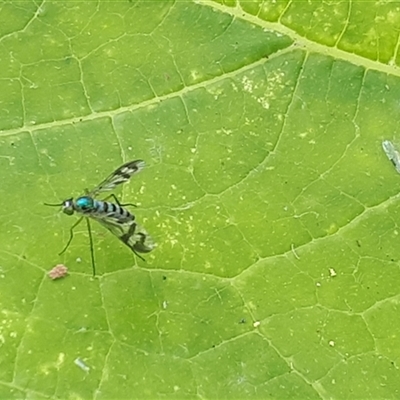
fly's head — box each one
[44,198,75,215]
[61,198,75,216]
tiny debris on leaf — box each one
[291,243,300,260]
[74,357,90,372]
[382,140,400,173]
[48,264,68,280]
[329,268,337,277]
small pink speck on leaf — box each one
[48,264,68,280]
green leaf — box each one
[1,0,399,398]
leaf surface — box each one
[0,1,399,398]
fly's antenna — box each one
[44,202,64,207]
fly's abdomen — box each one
[95,200,134,223]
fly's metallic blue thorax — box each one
[62,196,97,216]
[75,196,96,212]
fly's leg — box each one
[59,217,83,255]
[103,193,136,208]
[85,218,96,277]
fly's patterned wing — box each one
[88,160,145,197]
[92,214,156,257]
